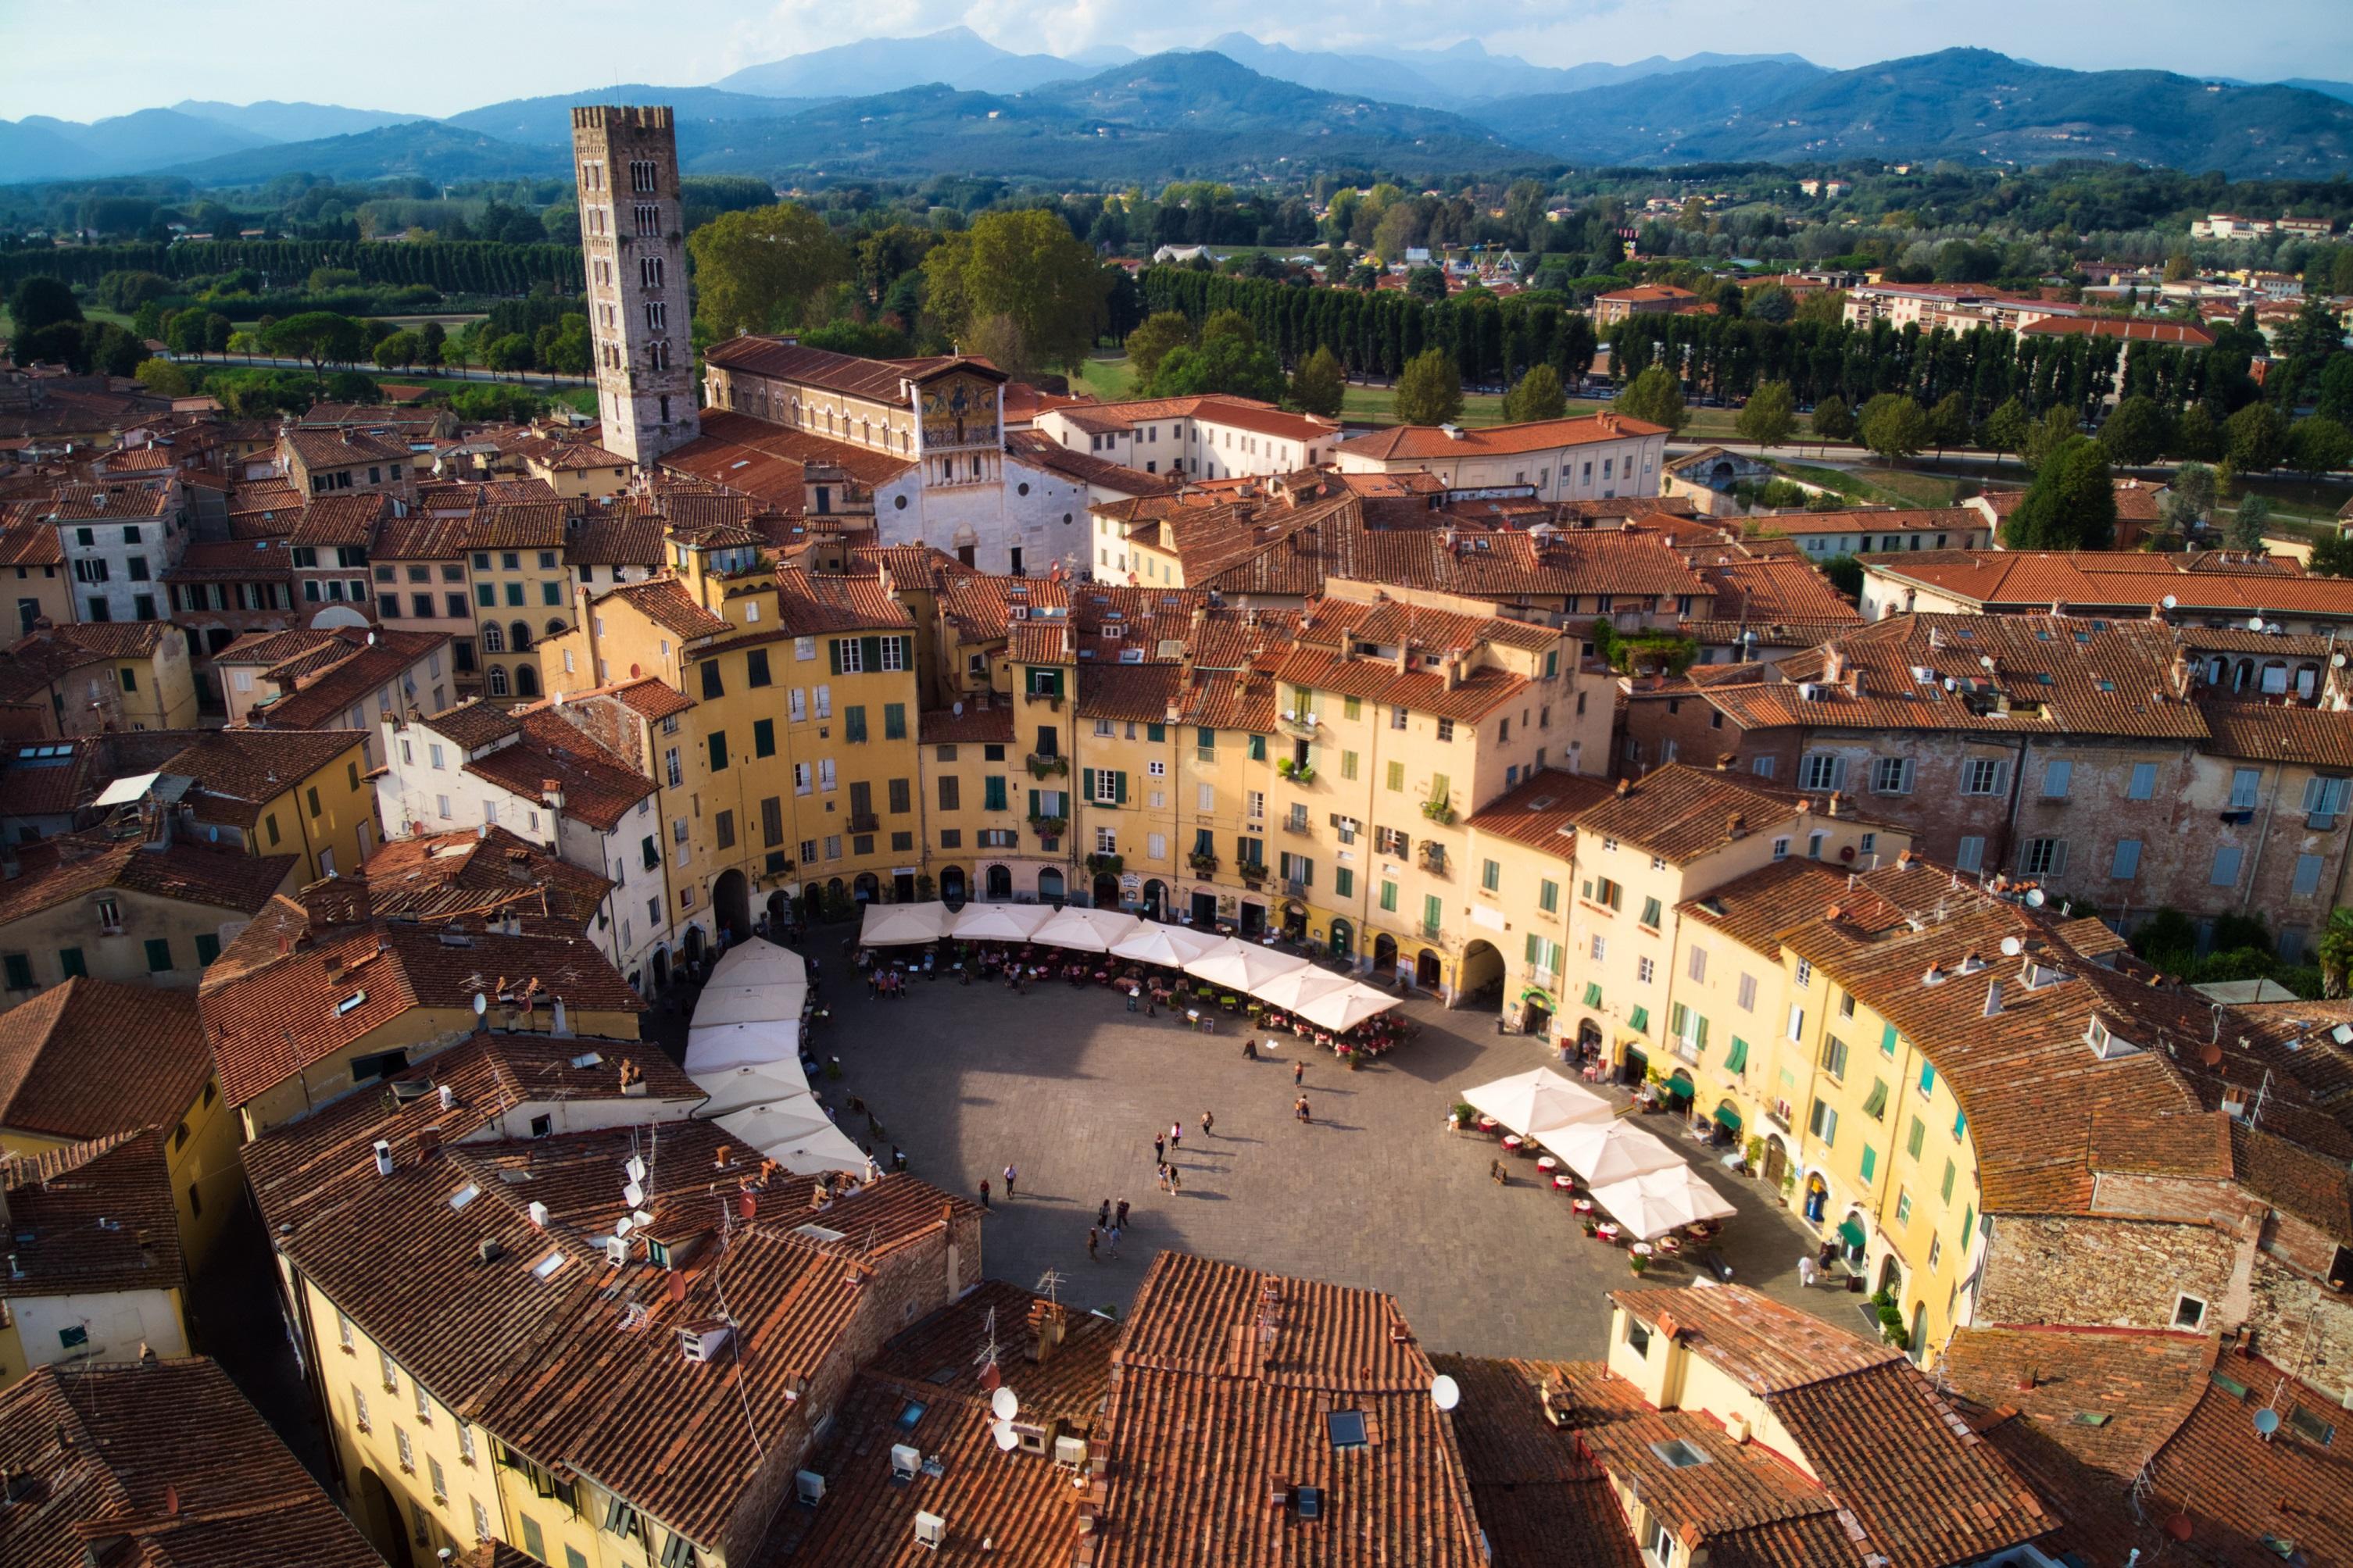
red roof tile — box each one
[0,978,209,1141]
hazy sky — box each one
[5,0,2350,121]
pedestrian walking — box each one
[892,1145,907,1172]
[1293,1059,1305,1088]
[1153,1134,1165,1166]
[1087,1227,1100,1262]
[1114,1198,1130,1228]
[1200,1109,1214,1137]
[1003,1163,1017,1200]
[1295,1095,1311,1124]
[1106,1223,1122,1257]
[1170,1120,1182,1151]
[1168,1165,1182,1194]
[1098,1199,1111,1228]
[1157,1162,1171,1193]
[1797,1254,1819,1289]
[979,1178,991,1209]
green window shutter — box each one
[1114,770,1128,803]
[195,933,220,967]
[1958,1204,1975,1245]
[57,948,87,979]
[1334,868,1353,898]
[709,733,728,770]
[1629,1005,1650,1034]
[1082,768,1098,800]
[1862,1079,1889,1119]
[1693,1016,1708,1050]
[885,703,907,739]
[1584,982,1604,1009]
[1386,760,1404,792]
[1908,1117,1926,1159]
[1431,772,1450,805]
[1941,1159,1957,1202]
[753,720,775,758]
[1147,723,1166,742]
[1860,1145,1879,1184]
[1344,696,1361,720]
[475,583,494,607]
[985,777,1007,811]
[1248,734,1267,761]
[2,955,29,990]
[1379,881,1396,913]
[145,938,173,973]
[1525,932,1542,965]
[1424,894,1442,929]
[1668,1002,1688,1035]
[860,635,883,672]
[828,639,842,674]
[1724,1037,1749,1073]
[1881,1022,1899,1055]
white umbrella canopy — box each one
[860,901,951,946]
[1586,1165,1739,1241]
[1031,905,1143,953]
[1183,938,1312,993]
[690,981,811,1028]
[682,1019,803,1075]
[1462,1068,1614,1137]
[950,902,1060,942]
[1293,982,1401,1034]
[1250,966,1354,1013]
[1539,1119,1686,1187]
[705,938,808,989]
[1109,923,1226,967]
[692,1064,822,1116]
[714,1102,870,1175]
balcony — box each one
[1187,852,1218,876]
[1420,922,1445,942]
[847,813,879,834]
[1276,711,1318,741]
[1026,753,1068,779]
[1418,845,1450,876]
[1283,877,1308,899]
[1237,862,1268,888]
[1281,816,1313,835]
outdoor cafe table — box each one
[1552,1174,1575,1191]
[1572,1198,1595,1214]
[1536,1156,1559,1174]
[1500,1135,1525,1153]
[1596,1222,1622,1243]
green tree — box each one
[1978,396,2030,468]
[133,357,191,397]
[484,333,535,374]
[921,208,1110,376]
[1289,345,1346,419]
[2225,492,2273,551]
[2314,533,2353,578]
[1819,553,1865,598]
[417,320,445,369]
[1926,390,1971,460]
[2164,462,2216,534]
[2024,405,2080,471]
[1143,313,1286,404]
[372,330,422,372]
[1406,266,1447,302]
[95,270,173,313]
[2098,395,2169,468]
[2004,436,2116,550]
[1123,310,1193,385]
[686,202,853,339]
[2319,908,2353,998]
[2274,297,2348,365]
[261,311,367,381]
[1744,284,1794,323]
[164,309,209,359]
[1500,363,1568,424]
[2286,415,2353,477]
[1393,348,1464,427]
[799,319,913,359]
[2175,402,2222,462]
[542,314,592,376]
[2223,401,2288,473]
[8,276,80,336]
[1615,363,1686,434]
[1735,380,1795,451]
[1808,393,1854,455]
[1858,393,1927,464]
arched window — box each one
[545,617,568,637]
[487,666,510,697]
[514,664,540,697]
[481,623,505,653]
[510,621,532,652]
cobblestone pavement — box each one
[797,964,1866,1360]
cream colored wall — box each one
[0,877,295,1000]
[3,1287,187,1387]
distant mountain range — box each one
[9,36,2353,188]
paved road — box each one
[790,963,1857,1359]
[167,352,592,388]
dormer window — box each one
[1649,1438,1709,1469]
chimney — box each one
[299,872,373,930]
[1726,811,1745,838]
[1983,980,2004,1018]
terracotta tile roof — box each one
[1,1127,185,1298]
[1572,765,1865,865]
[199,916,642,1108]
[463,711,654,831]
[243,627,448,733]
[363,825,614,934]
[1090,1251,1486,1567]
[1614,1285,1905,1395]
[165,535,295,582]
[704,337,1003,398]
[213,625,339,667]
[1579,1399,1853,1555]
[0,833,295,930]
[771,566,916,636]
[370,510,474,560]
[1765,505,1982,538]
[0,1355,384,1568]
[524,676,693,723]
[0,517,63,566]
[1868,549,2353,619]
[417,697,520,752]
[1336,412,1667,463]
[0,621,165,704]
[280,425,407,470]
[754,1282,1120,1567]
[0,979,209,1142]
[918,693,1018,743]
[300,402,443,428]
[287,491,388,547]
[1691,555,1865,637]
[1678,857,1891,959]
[0,736,93,816]
[80,728,364,832]
[1428,1355,1643,1568]
[665,406,915,496]
[460,498,567,550]
[595,575,731,640]
[1060,393,1336,445]
[1007,429,1183,495]
[563,509,666,568]
[2194,699,2353,768]
[2019,316,2215,345]
[1466,769,1618,861]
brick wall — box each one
[1978,1215,2237,1329]
[2246,1249,2353,1404]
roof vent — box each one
[678,1320,732,1363]
[891,1444,923,1482]
[372,1139,394,1177]
[477,1238,504,1265]
[1982,980,2004,1018]
[796,1470,826,1507]
[913,1510,946,1550]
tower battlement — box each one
[570,103,698,468]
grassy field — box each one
[1777,462,1976,509]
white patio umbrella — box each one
[1293,982,1402,1034]
[692,1063,821,1116]
[690,981,811,1028]
[1109,923,1226,967]
[860,901,951,946]
[1539,1119,1686,1187]
[1586,1165,1739,1241]
[1031,905,1143,953]
[1250,966,1355,1013]
[1184,938,1313,993]
[715,1102,870,1175]
[705,938,808,989]
[1461,1068,1613,1138]
[681,1019,803,1075]
[950,902,1060,942]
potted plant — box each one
[1629,1252,1650,1275]
[1188,851,1218,875]
[1086,852,1124,877]
[1744,1135,1765,1174]
[1034,815,1068,838]
[1419,798,1456,825]
[1449,1100,1478,1132]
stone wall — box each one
[1977,1213,2237,1330]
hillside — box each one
[442,86,828,147]
[170,99,417,143]
[715,27,1077,98]
[5,107,272,181]
[1481,49,2353,177]
[161,121,565,185]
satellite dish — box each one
[2025,889,2046,908]
[2249,616,2266,631]
[473,992,488,1016]
[1999,936,2023,957]
[2334,653,2349,669]
[991,1420,1019,1452]
[2162,594,2178,610]
[991,1387,1020,1422]
[1979,654,1997,670]
[2165,1515,2194,1542]
[2331,1023,2352,1045]
[2200,1042,2223,1067]
[1430,1375,1461,1412]
[2254,1407,2282,1436]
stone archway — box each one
[713,869,751,943]
[853,871,881,903]
[985,864,1013,901]
[652,946,671,990]
[1414,948,1442,989]
[1457,940,1504,1009]
[1372,931,1399,977]
[940,866,968,908]
[1141,879,1166,919]
[1039,866,1066,905]
[1328,918,1354,961]
[1092,873,1120,909]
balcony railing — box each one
[1276,712,1318,741]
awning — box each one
[1837,1217,1868,1251]
[1712,1105,1743,1131]
[1519,987,1557,1008]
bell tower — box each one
[570,105,698,467]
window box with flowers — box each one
[1275,756,1315,784]
[1032,815,1068,838]
[1187,852,1219,875]
[1419,798,1456,826]
[1027,754,1068,779]
[1085,852,1123,877]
